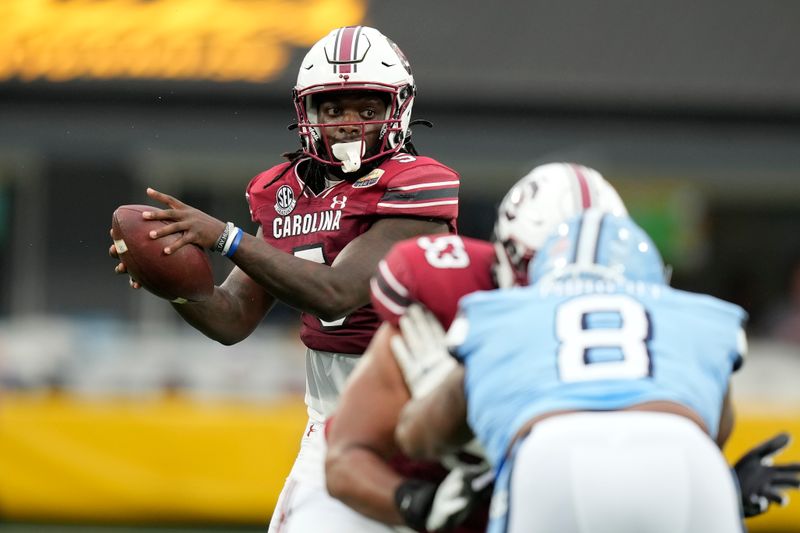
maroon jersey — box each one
[371,235,496,329]
[246,154,459,354]
[371,235,495,533]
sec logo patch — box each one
[275,185,296,215]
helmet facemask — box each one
[293,26,416,174]
[492,229,535,289]
[293,84,414,173]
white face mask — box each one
[331,141,365,173]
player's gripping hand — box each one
[734,432,800,517]
[143,187,226,254]
[394,463,492,532]
[391,303,457,398]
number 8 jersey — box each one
[448,281,747,469]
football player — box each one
[111,26,458,533]
[395,210,799,532]
[325,163,627,531]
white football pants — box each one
[268,418,408,533]
[501,411,744,533]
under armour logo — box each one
[330,195,348,210]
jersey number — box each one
[293,244,346,328]
[417,235,470,269]
[556,294,651,382]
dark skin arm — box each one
[325,322,411,524]
[395,364,472,461]
[170,241,277,345]
[111,188,448,341]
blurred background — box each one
[1,0,800,531]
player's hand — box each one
[391,303,457,397]
[143,187,227,254]
[734,432,800,517]
[394,462,493,532]
[425,462,493,531]
[109,228,141,289]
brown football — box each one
[111,204,214,302]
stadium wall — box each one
[1,342,798,531]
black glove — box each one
[425,462,493,531]
[394,478,438,531]
[394,464,493,532]
[733,432,800,517]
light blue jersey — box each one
[450,280,746,468]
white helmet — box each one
[293,26,415,172]
[493,162,627,288]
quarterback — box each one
[111,26,458,532]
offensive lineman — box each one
[325,164,627,531]
[395,210,800,532]
[111,26,458,532]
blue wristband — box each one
[225,228,243,258]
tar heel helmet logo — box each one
[275,185,297,215]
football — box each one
[111,204,214,302]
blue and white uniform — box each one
[448,210,747,533]
[454,281,745,470]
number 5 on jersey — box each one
[293,244,346,327]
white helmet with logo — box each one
[293,26,415,172]
[493,162,628,288]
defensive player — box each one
[395,210,748,532]
[111,26,458,532]
[325,164,627,531]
